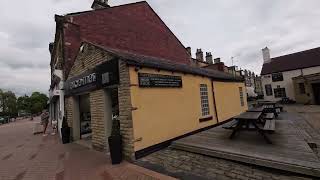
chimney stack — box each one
[186,47,191,57]
[205,52,213,64]
[214,58,221,64]
[262,47,271,64]
[91,0,110,10]
[196,49,204,61]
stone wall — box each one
[90,89,107,151]
[64,43,135,160]
[68,43,112,77]
[65,43,113,148]
[118,60,135,160]
[65,97,73,127]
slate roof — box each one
[88,42,244,82]
[57,1,191,78]
[261,47,320,75]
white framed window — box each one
[239,87,244,106]
[200,84,210,116]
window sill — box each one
[199,116,213,122]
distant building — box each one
[261,47,320,104]
[203,58,262,97]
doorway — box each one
[312,83,320,105]
[79,94,92,144]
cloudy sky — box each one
[1,0,320,96]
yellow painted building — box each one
[64,42,248,160]
[129,67,247,151]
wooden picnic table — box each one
[230,111,272,144]
[263,104,278,117]
[247,106,264,112]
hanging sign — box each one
[138,73,182,88]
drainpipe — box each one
[211,81,219,123]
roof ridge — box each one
[271,47,320,61]
[65,1,147,16]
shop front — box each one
[65,58,119,150]
[64,42,247,161]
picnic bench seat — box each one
[223,120,238,129]
[275,105,283,112]
[264,113,275,120]
[263,120,275,132]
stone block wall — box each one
[90,89,107,151]
[118,60,135,160]
[68,43,113,77]
[65,97,73,128]
[63,43,135,160]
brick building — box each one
[49,0,248,160]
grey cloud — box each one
[0,0,320,95]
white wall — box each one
[261,66,320,101]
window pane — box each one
[272,73,283,82]
[265,84,273,96]
[200,84,210,117]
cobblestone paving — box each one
[136,148,315,180]
[0,117,175,180]
[136,105,320,180]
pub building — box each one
[49,0,248,161]
[63,42,248,160]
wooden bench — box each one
[223,120,238,129]
[264,113,275,120]
[263,120,275,132]
[275,105,283,113]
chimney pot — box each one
[186,47,191,57]
[214,58,221,64]
[205,52,213,64]
[196,49,204,61]
[262,47,271,64]
[91,0,110,10]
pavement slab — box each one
[0,117,175,180]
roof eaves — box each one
[80,41,243,82]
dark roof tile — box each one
[261,47,320,75]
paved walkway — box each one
[0,117,175,180]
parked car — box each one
[0,116,9,124]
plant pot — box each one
[61,127,70,144]
[108,135,122,164]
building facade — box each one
[49,0,248,161]
[64,42,247,160]
[261,47,320,104]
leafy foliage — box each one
[0,89,48,117]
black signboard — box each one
[138,73,182,88]
[65,58,119,95]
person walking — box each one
[41,110,49,136]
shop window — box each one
[265,84,273,96]
[239,87,244,106]
[274,88,286,98]
[200,84,210,116]
[272,73,283,82]
[299,83,306,94]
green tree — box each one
[29,92,48,114]
[1,90,17,117]
[17,95,31,114]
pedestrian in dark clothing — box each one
[41,110,49,136]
